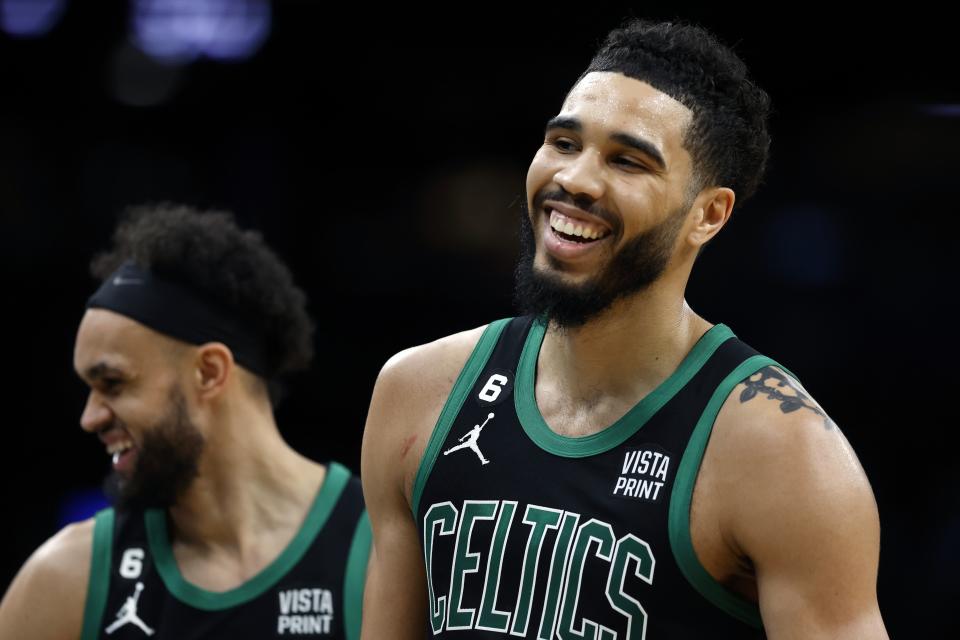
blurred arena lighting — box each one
[763,205,846,287]
[109,41,184,107]
[58,487,109,526]
[0,0,66,38]
[920,104,960,117]
[130,0,272,64]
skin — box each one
[0,309,326,639]
[361,72,888,638]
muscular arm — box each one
[360,327,485,640]
[0,519,93,640]
[718,368,888,639]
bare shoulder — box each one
[0,518,95,639]
[362,324,490,504]
[714,365,872,494]
[709,366,886,636]
[378,324,490,408]
[711,365,877,535]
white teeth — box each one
[548,209,610,240]
[113,452,120,465]
[107,441,133,455]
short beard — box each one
[103,388,205,511]
[513,195,687,329]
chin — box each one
[536,254,598,283]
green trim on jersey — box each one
[516,319,736,457]
[146,462,350,611]
[343,510,372,640]
[411,318,512,516]
[668,354,780,629]
[80,508,115,640]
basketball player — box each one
[360,19,888,638]
[0,205,371,639]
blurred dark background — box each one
[2,1,958,636]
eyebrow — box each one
[545,116,667,171]
[610,133,666,171]
[83,362,126,382]
[545,116,582,133]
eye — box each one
[100,377,123,394]
[613,156,647,171]
[547,136,578,153]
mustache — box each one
[530,188,622,236]
[95,418,129,438]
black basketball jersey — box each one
[414,316,785,638]
[80,461,370,640]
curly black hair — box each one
[582,19,772,204]
[91,203,314,381]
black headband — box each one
[86,261,269,377]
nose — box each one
[554,149,605,202]
[80,392,113,433]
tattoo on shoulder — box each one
[739,366,834,430]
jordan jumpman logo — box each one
[443,413,495,465]
[105,581,155,636]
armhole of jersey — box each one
[342,510,372,640]
[80,508,115,640]
[668,354,781,630]
[410,317,512,517]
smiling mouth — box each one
[547,208,611,244]
[107,440,134,464]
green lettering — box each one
[511,505,563,636]
[423,502,458,634]
[448,500,498,630]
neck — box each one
[166,393,323,553]
[538,284,712,416]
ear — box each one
[687,187,735,248]
[192,342,234,401]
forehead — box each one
[560,71,693,163]
[73,308,174,375]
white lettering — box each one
[622,451,637,474]
[652,482,664,501]
[297,589,312,613]
[637,451,651,475]
[638,480,654,499]
[277,588,335,634]
[279,591,294,615]
[613,477,627,494]
[650,452,663,477]
[277,615,334,635]
[654,455,670,482]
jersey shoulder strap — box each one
[80,508,116,640]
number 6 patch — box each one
[476,370,513,406]
[119,548,145,579]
